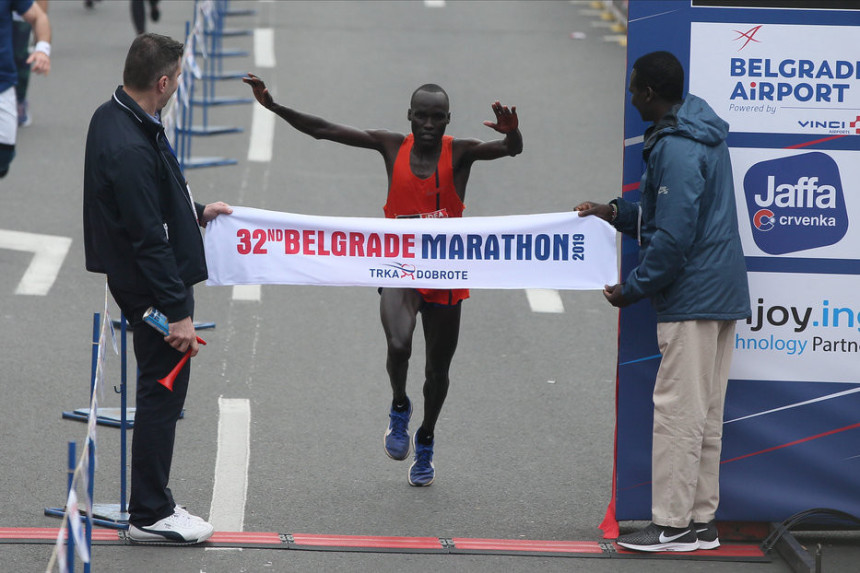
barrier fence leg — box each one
[66,441,76,573]
[84,319,97,570]
[85,438,94,573]
[52,312,130,528]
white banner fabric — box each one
[204,206,618,290]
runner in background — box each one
[10,0,47,127]
[1,0,49,177]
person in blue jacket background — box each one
[576,51,750,553]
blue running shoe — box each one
[408,433,435,487]
[384,398,411,460]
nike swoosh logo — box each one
[658,530,691,543]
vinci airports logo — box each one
[743,152,848,255]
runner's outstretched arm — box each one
[242,73,393,151]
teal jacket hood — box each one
[643,94,729,160]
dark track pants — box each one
[110,285,194,528]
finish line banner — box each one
[204,206,617,290]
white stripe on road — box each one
[526,289,565,313]
[253,28,276,68]
[248,102,275,163]
[208,397,251,532]
[0,230,72,295]
[424,0,446,7]
[232,284,262,301]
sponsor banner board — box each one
[731,272,860,383]
[611,0,860,528]
[731,148,857,258]
[690,22,860,136]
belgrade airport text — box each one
[736,298,860,356]
[729,58,858,103]
[235,228,588,262]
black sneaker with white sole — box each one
[616,522,699,552]
[694,520,720,550]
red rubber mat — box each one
[0,527,770,562]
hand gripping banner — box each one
[204,206,618,290]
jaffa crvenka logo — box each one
[743,152,848,255]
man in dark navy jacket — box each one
[83,33,231,545]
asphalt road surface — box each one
[1,1,855,572]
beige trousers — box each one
[651,319,737,528]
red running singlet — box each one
[383,134,469,305]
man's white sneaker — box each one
[174,505,208,524]
[128,510,214,545]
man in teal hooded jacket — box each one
[577,51,750,552]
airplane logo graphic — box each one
[733,24,763,51]
[386,262,416,279]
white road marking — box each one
[232,284,262,301]
[208,397,251,532]
[424,0,446,7]
[253,28,276,68]
[248,102,275,163]
[0,230,72,295]
[526,289,565,313]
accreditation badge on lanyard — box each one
[185,182,198,224]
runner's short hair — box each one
[411,84,449,107]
